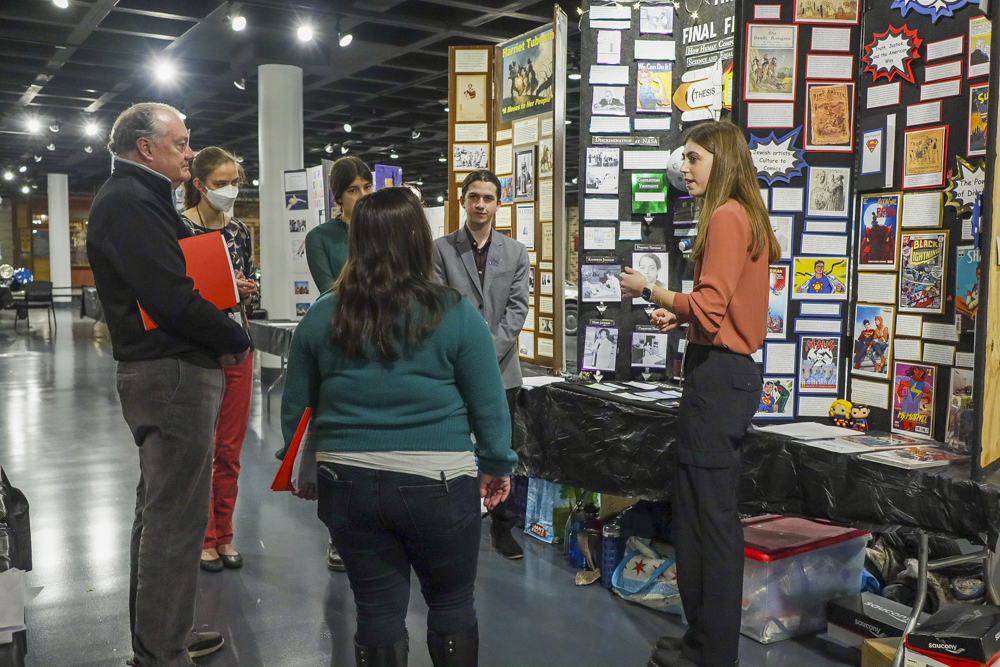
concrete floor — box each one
[0,308,854,667]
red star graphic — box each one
[631,559,647,575]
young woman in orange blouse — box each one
[621,120,780,667]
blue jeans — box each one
[317,463,481,646]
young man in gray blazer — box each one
[432,169,530,559]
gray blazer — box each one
[432,227,530,389]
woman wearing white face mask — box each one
[181,146,259,573]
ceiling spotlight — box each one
[339,32,353,47]
[343,123,352,133]
[297,25,314,42]
[53,0,69,7]
[565,120,572,125]
[3,172,13,181]
[389,152,399,159]
[49,122,60,133]
[340,146,349,154]
[154,60,176,82]
[324,144,333,153]
[84,122,98,136]
[234,75,246,90]
[18,166,26,173]
[411,128,421,139]
[252,179,259,186]
[235,156,244,163]
[27,119,41,133]
[414,179,423,186]
[437,154,446,163]
[568,72,581,80]
[33,155,42,162]
[436,195,444,203]
[444,106,450,112]
[31,184,37,190]
[21,186,30,194]
[46,143,55,151]
[231,15,247,31]
[572,177,578,184]
[84,146,93,153]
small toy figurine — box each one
[830,399,852,428]
[848,404,870,432]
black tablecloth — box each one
[514,382,1000,546]
[247,320,298,358]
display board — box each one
[282,165,326,320]
[447,46,494,234]
[576,0,734,380]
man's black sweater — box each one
[87,159,250,367]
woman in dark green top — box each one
[305,156,373,293]
[282,188,515,667]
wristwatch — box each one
[641,284,654,302]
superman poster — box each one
[792,256,848,300]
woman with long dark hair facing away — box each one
[180,147,258,574]
[620,120,779,667]
[281,187,516,667]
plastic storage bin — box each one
[740,516,870,644]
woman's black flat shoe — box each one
[200,557,224,573]
[220,553,243,569]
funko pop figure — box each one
[830,399,852,428]
[848,404,870,432]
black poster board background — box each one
[576,0,735,380]
[734,0,862,424]
[855,1,984,440]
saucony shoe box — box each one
[905,605,1000,667]
[827,593,930,648]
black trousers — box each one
[489,387,520,523]
[672,344,761,667]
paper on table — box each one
[811,27,851,51]
[806,55,853,79]
[907,101,942,126]
[619,393,659,402]
[901,192,942,227]
[798,396,838,419]
[584,226,617,250]
[587,383,621,392]
[622,150,670,170]
[522,375,565,388]
[896,314,922,337]
[590,65,629,84]
[925,35,963,61]
[764,342,797,375]
[800,437,870,454]
[771,188,803,212]
[584,198,619,220]
[624,380,658,390]
[857,272,897,304]
[747,103,795,128]
[851,378,890,409]
[801,234,848,256]
[922,321,960,342]
[894,338,922,361]
[755,422,860,440]
[590,116,631,134]
[805,220,847,233]
[634,39,675,60]
[956,352,974,368]
[921,78,961,101]
[619,220,642,240]
[923,342,955,366]
[867,82,901,109]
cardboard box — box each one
[906,605,1000,665]
[904,646,1000,667]
[863,637,900,667]
[598,494,638,520]
[828,593,931,647]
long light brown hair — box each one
[684,121,779,264]
[331,187,458,360]
[182,146,245,209]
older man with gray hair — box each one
[87,102,251,667]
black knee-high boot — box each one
[354,633,408,667]
[427,624,478,667]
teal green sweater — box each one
[304,215,348,293]
[280,289,517,477]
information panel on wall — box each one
[282,165,325,320]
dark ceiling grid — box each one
[0,0,580,202]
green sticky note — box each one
[631,173,668,215]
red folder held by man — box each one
[139,231,239,330]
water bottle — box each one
[566,504,587,569]
[601,522,620,588]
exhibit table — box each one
[247,319,299,414]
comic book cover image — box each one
[945,368,974,454]
[955,246,980,331]
[858,193,900,270]
[892,362,935,439]
[755,378,795,419]
[792,257,848,300]
[767,265,789,339]
[852,303,893,380]
[799,336,839,393]
[969,83,988,157]
[899,232,947,313]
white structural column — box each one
[47,173,72,302]
[258,64,304,325]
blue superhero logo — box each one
[891,0,975,22]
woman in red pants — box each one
[180,146,258,572]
